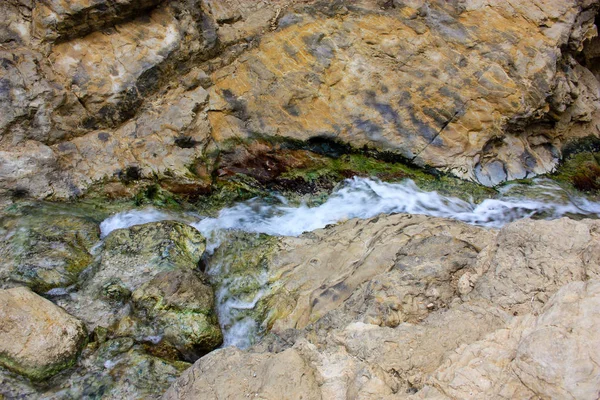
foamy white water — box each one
[98,177,600,348]
[101,177,600,239]
[99,208,172,238]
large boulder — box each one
[2,0,600,199]
[164,215,600,399]
[206,0,600,185]
[0,287,87,380]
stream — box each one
[99,177,600,347]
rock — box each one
[263,214,495,331]
[1,336,191,399]
[0,211,99,292]
[48,7,183,128]
[57,220,207,330]
[206,0,600,185]
[132,269,223,360]
[470,217,600,314]
[163,346,321,400]
[2,0,600,198]
[423,280,600,399]
[165,215,600,399]
[52,84,211,197]
[0,287,87,380]
[32,0,164,42]
[513,280,600,399]
[44,342,190,400]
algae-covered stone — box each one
[56,221,207,331]
[132,270,223,360]
[0,287,87,381]
[205,231,279,347]
[101,220,206,272]
[0,213,99,292]
[37,341,190,400]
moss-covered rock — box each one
[132,269,223,360]
[52,221,209,336]
[551,151,600,194]
[0,212,99,292]
[102,220,206,272]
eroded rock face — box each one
[165,215,600,399]
[0,287,87,381]
[1,0,600,199]
[32,0,164,42]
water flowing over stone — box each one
[98,177,600,349]
[101,178,600,240]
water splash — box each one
[101,177,600,239]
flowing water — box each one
[99,177,600,347]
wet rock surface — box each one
[0,218,222,399]
[0,211,99,292]
[1,0,600,398]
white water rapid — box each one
[99,177,600,348]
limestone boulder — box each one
[207,0,600,185]
[2,0,600,199]
[0,287,87,380]
[470,217,600,314]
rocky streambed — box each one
[2,165,600,398]
[2,0,600,398]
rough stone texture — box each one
[32,0,164,42]
[423,280,600,400]
[0,287,87,381]
[165,215,600,399]
[163,346,321,400]
[56,221,209,328]
[0,219,222,398]
[1,336,191,399]
[1,0,600,199]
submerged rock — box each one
[0,287,87,381]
